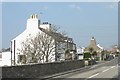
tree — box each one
[88,47,94,54]
[92,51,97,57]
[88,47,97,59]
[65,49,72,60]
[18,25,68,64]
[84,52,91,60]
[19,32,55,64]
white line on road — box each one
[102,66,116,73]
[88,65,117,79]
[111,66,116,68]
[88,73,99,78]
[102,68,110,72]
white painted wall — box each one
[11,14,55,65]
[77,47,84,54]
[78,55,83,60]
[77,47,84,60]
[0,52,11,66]
[40,24,52,31]
[97,44,103,50]
[0,53,2,66]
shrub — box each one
[84,52,91,60]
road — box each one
[47,57,119,80]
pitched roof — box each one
[2,48,10,52]
[85,37,102,51]
[39,27,75,44]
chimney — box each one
[30,14,38,19]
[26,14,40,30]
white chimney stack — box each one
[26,14,39,30]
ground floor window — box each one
[18,55,26,64]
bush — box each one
[95,57,100,61]
[84,52,91,60]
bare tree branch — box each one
[18,25,68,64]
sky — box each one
[2,2,118,49]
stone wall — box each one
[1,60,84,79]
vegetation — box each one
[18,26,68,64]
[19,32,56,63]
[84,52,91,60]
[88,47,94,54]
[65,49,72,60]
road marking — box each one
[87,65,117,79]
[88,73,99,78]
[102,66,116,73]
[102,68,110,72]
[111,66,116,68]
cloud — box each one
[68,4,81,10]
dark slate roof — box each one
[2,48,10,52]
[39,27,75,44]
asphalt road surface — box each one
[47,57,119,80]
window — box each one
[18,55,26,64]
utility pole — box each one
[67,37,69,50]
[10,41,12,66]
[14,40,16,65]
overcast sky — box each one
[2,2,118,49]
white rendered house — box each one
[11,14,56,65]
[77,47,85,60]
[11,14,76,65]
